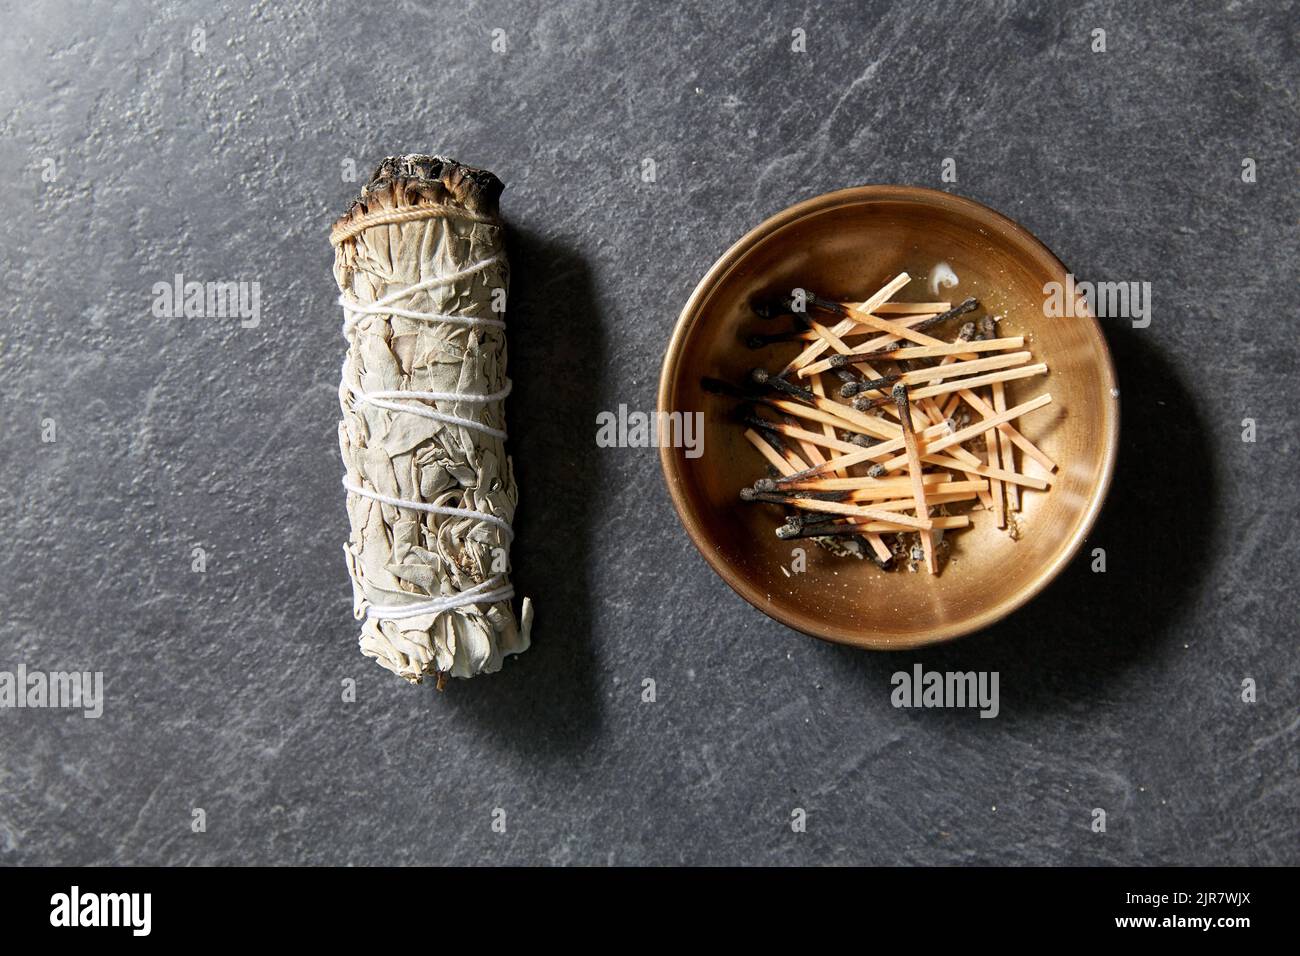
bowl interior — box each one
[659,187,1118,649]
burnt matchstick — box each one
[776,520,861,540]
[773,520,895,569]
[750,367,816,404]
[775,513,856,535]
[740,485,849,504]
[743,476,852,504]
[830,345,899,372]
[802,290,952,326]
[750,421,793,458]
[839,370,901,398]
[740,487,836,506]
[708,376,827,421]
[799,291,853,315]
[909,297,979,334]
[756,289,863,324]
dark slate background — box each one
[1,0,1295,866]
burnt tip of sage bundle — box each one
[332,154,504,248]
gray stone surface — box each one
[0,0,1296,866]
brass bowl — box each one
[658,186,1119,649]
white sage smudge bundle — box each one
[330,155,532,686]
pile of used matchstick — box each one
[716,272,1058,575]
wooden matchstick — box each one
[771,473,954,494]
[798,322,983,378]
[835,302,952,347]
[831,336,1025,364]
[853,478,987,499]
[985,401,1006,529]
[992,380,1020,511]
[852,489,981,510]
[893,383,938,573]
[857,363,1049,407]
[777,514,970,539]
[874,301,952,314]
[808,373,848,480]
[846,351,1032,394]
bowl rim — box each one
[657,184,1120,650]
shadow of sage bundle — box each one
[330,155,531,686]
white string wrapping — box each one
[340,253,515,622]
